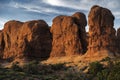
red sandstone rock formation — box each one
[18,20,52,59]
[3,20,23,59]
[0,30,4,58]
[0,5,118,61]
[87,5,116,57]
[50,12,87,57]
[117,28,120,53]
[0,20,52,60]
[72,12,88,53]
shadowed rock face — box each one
[0,20,52,60]
[0,30,4,58]
[117,28,120,53]
[18,20,52,59]
[87,5,116,56]
[50,12,87,57]
[72,12,88,53]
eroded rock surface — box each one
[50,12,87,57]
[0,30,4,58]
[0,20,52,60]
[18,20,52,59]
[117,28,120,53]
[87,5,116,57]
[3,20,23,59]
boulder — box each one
[50,12,87,57]
[87,5,116,57]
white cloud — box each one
[105,0,120,9]
[0,18,8,29]
[10,0,120,20]
[113,11,120,19]
[42,0,120,14]
[43,0,62,6]
[0,0,120,29]
[10,1,71,15]
[43,0,120,24]
[42,0,90,10]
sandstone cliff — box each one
[117,28,120,53]
[86,5,116,57]
[0,20,52,60]
[0,5,119,61]
[50,12,87,57]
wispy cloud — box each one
[10,1,73,15]
[42,0,90,10]
[0,0,120,29]
[41,0,120,28]
[42,0,120,17]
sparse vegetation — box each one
[22,60,39,74]
[101,57,111,62]
[87,59,120,80]
[88,61,104,75]
[0,58,120,80]
[11,62,22,71]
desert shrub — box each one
[11,62,22,71]
[22,60,39,74]
[101,57,111,62]
[96,69,109,80]
[94,61,120,80]
[0,63,2,68]
[50,63,67,71]
[38,64,54,75]
[88,61,104,75]
[0,75,6,80]
[43,76,55,80]
[107,62,120,80]
[63,68,86,80]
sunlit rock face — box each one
[87,5,116,57]
[0,20,52,60]
[2,20,23,59]
[50,12,87,57]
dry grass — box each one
[42,50,119,70]
[2,49,119,70]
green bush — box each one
[11,62,22,71]
[88,61,104,75]
[101,57,111,62]
[107,62,120,80]
[63,68,86,80]
[50,63,66,71]
[94,61,120,80]
[22,60,39,74]
[96,69,109,80]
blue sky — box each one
[0,0,120,31]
